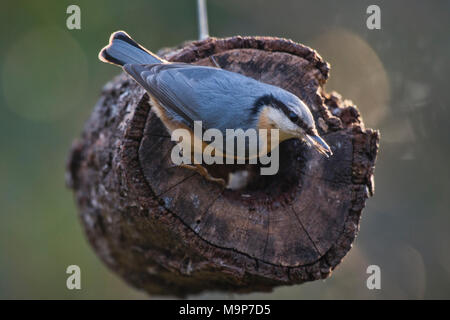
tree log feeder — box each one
[67,36,379,296]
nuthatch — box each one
[99,31,332,165]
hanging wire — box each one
[197,0,209,40]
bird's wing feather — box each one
[123,63,269,132]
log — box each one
[67,36,379,297]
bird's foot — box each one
[179,163,226,187]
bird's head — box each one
[255,93,332,157]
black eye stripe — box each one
[252,94,273,115]
[271,98,290,116]
[253,94,313,133]
[271,98,310,131]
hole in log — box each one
[199,139,308,203]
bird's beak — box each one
[305,134,333,158]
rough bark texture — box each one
[67,36,379,297]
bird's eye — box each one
[288,112,299,123]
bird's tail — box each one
[98,31,165,66]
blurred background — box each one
[0,0,449,299]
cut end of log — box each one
[67,36,379,297]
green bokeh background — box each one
[0,0,449,299]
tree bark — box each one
[67,36,379,297]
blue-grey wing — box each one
[123,63,269,132]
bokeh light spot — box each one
[311,28,390,127]
[1,26,88,122]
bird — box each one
[98,31,332,184]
